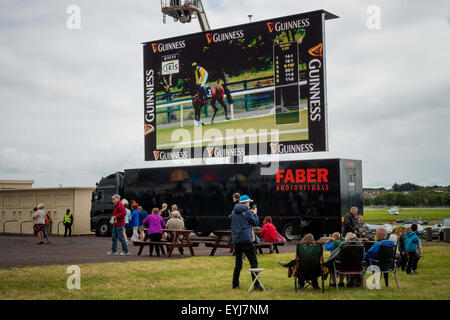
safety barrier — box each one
[2,220,19,234]
[19,220,34,236]
[57,221,64,237]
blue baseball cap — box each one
[239,195,253,203]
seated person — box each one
[365,226,395,263]
[280,233,323,290]
[323,232,364,288]
[166,211,185,255]
[324,232,344,287]
[259,216,277,242]
[365,226,395,286]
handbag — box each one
[110,215,117,224]
[276,232,286,242]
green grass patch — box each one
[1,246,449,300]
[364,208,450,223]
[156,111,308,148]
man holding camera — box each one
[231,195,262,290]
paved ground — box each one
[1,235,447,270]
[0,234,297,269]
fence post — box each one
[167,94,172,123]
[244,80,249,112]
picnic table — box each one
[209,230,234,256]
[133,228,195,257]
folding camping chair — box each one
[333,242,366,291]
[367,244,399,288]
[294,244,325,293]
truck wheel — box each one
[282,223,301,241]
[96,220,111,237]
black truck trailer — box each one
[90,158,363,240]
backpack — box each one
[45,215,50,226]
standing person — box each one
[405,224,422,274]
[160,203,170,221]
[43,210,51,244]
[259,216,277,242]
[142,208,167,257]
[130,203,140,241]
[137,206,148,226]
[123,201,131,244]
[342,207,363,237]
[63,209,74,237]
[166,211,185,255]
[233,193,240,204]
[32,205,46,244]
[397,227,408,271]
[231,195,262,290]
[107,194,129,256]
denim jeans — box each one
[112,226,128,253]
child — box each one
[325,232,344,287]
[405,224,422,274]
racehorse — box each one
[184,77,233,126]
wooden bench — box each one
[254,241,285,254]
[210,230,234,256]
[134,229,195,257]
[133,240,168,256]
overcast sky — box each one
[0,0,449,188]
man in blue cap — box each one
[231,195,262,290]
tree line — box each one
[364,183,450,207]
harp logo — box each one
[152,43,158,53]
[144,124,155,136]
[206,33,213,44]
[308,43,323,57]
[153,151,160,160]
[269,143,278,154]
[266,22,275,33]
[206,147,214,157]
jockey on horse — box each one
[192,62,209,102]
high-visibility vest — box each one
[64,213,72,224]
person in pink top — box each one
[259,216,278,242]
[142,208,167,257]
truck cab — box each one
[90,172,124,236]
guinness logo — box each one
[308,43,323,57]
[266,22,275,33]
[206,33,213,44]
[206,147,214,157]
[144,124,155,136]
[270,143,278,154]
[153,150,160,160]
[152,43,158,53]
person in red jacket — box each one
[107,194,129,256]
[259,216,278,242]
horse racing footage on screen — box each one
[143,10,337,161]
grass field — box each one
[1,246,449,300]
[364,208,450,223]
[156,110,308,148]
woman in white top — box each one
[389,226,402,256]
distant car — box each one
[387,207,399,215]
[421,224,441,239]
[439,219,450,241]
[396,219,405,224]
